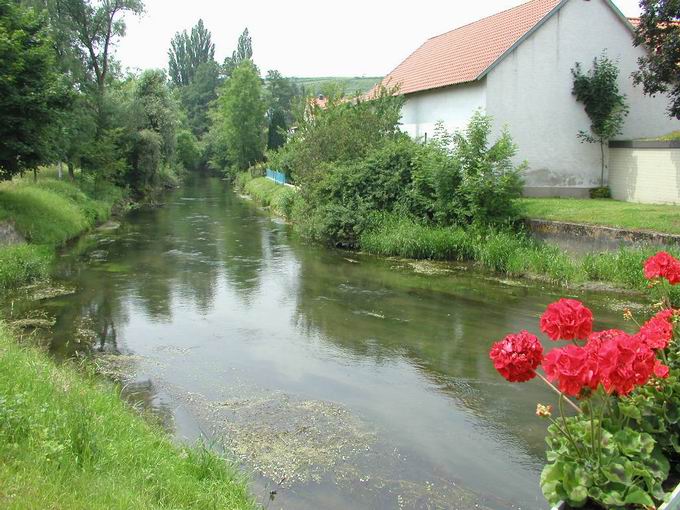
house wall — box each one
[609,145,680,204]
[484,0,678,196]
[400,80,487,139]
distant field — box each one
[291,76,382,95]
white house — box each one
[380,0,678,197]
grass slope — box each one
[0,324,255,510]
[0,175,123,289]
[291,76,382,95]
[518,198,680,235]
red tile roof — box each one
[380,0,563,95]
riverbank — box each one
[0,323,255,509]
[236,174,680,303]
[0,175,125,289]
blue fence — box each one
[266,168,287,185]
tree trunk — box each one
[58,161,63,180]
[600,140,605,188]
[67,161,75,181]
[33,168,37,183]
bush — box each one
[176,129,201,171]
[589,186,611,199]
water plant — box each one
[489,251,680,508]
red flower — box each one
[489,331,543,383]
[637,311,674,350]
[654,361,670,379]
[596,335,660,396]
[543,345,592,396]
[644,252,680,285]
[540,299,593,341]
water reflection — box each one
[3,175,639,510]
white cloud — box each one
[116,0,642,77]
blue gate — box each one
[266,168,287,185]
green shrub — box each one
[0,244,52,289]
[176,129,201,171]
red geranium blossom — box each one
[489,331,543,383]
[543,344,592,396]
[637,311,675,350]
[643,252,680,285]
[540,299,593,341]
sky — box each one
[116,0,643,78]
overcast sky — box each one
[116,0,642,77]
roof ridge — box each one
[426,0,550,41]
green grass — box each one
[238,175,299,219]
[0,176,124,289]
[518,198,680,235]
[0,323,255,509]
[358,213,680,303]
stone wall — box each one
[609,141,680,205]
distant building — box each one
[379,0,678,197]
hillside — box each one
[290,76,382,95]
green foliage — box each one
[267,108,288,150]
[241,176,300,219]
[211,60,267,174]
[572,53,629,185]
[180,61,221,138]
[0,0,68,179]
[176,129,201,171]
[541,417,668,508]
[634,1,680,119]
[0,245,52,290]
[432,113,524,226]
[223,28,253,78]
[589,186,611,199]
[290,76,382,95]
[0,323,256,509]
[168,19,215,87]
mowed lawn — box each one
[517,198,680,235]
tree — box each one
[267,108,287,150]
[572,54,629,188]
[633,1,680,119]
[0,0,68,180]
[212,60,266,172]
[223,28,252,78]
[180,60,221,137]
[168,19,215,87]
[52,0,144,132]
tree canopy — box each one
[223,28,253,78]
[168,19,215,87]
[633,0,680,119]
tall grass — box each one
[0,323,255,509]
[239,175,300,219]
[0,176,124,289]
[359,213,680,298]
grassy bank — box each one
[0,323,255,509]
[236,173,680,302]
[518,198,680,235]
[0,174,123,289]
[236,174,299,219]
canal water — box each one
[5,176,640,510]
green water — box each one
[6,176,640,510]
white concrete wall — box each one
[400,80,487,140]
[609,147,680,204]
[485,0,678,194]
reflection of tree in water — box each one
[290,249,583,457]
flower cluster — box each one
[644,251,680,285]
[540,298,593,341]
[489,298,675,397]
[489,331,543,382]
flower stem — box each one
[534,370,582,413]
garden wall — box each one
[608,141,680,205]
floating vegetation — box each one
[9,310,56,330]
[177,390,376,487]
[19,281,76,301]
[407,260,452,276]
[91,354,144,381]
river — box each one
[6,176,640,510]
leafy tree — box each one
[51,0,144,131]
[633,0,680,118]
[265,70,299,122]
[0,0,68,180]
[211,60,266,173]
[168,19,215,87]
[572,53,629,187]
[180,60,221,137]
[223,28,252,78]
[267,108,287,150]
[176,129,201,171]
